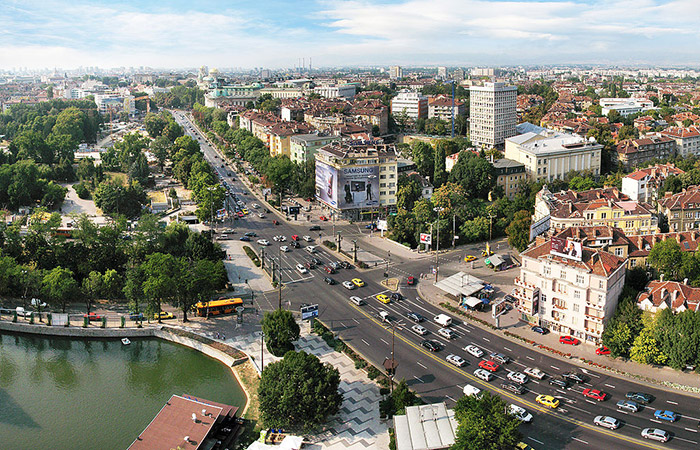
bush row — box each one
[242,246,261,267]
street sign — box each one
[420,233,432,245]
[492,299,508,319]
[377,220,388,231]
[301,304,319,320]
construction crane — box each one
[133,95,151,114]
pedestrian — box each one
[222,333,226,340]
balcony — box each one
[585,313,603,323]
[514,277,537,290]
[552,302,567,311]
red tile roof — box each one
[522,239,626,277]
[637,280,700,312]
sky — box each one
[1,0,699,70]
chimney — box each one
[684,278,689,285]
[660,273,664,282]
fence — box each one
[0,308,150,329]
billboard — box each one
[550,237,583,261]
[420,233,432,245]
[301,304,319,320]
[316,161,380,209]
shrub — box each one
[323,240,337,251]
[242,246,261,266]
[366,365,381,379]
[74,182,91,199]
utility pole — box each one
[260,332,264,372]
[452,214,456,249]
[352,240,358,263]
[278,247,282,310]
[436,221,440,282]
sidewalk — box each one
[417,279,700,394]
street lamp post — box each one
[277,247,283,310]
[352,239,358,263]
[434,207,444,282]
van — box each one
[379,311,390,322]
[434,314,452,327]
[305,246,317,254]
[350,296,365,306]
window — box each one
[380,175,386,179]
[614,248,623,257]
[540,306,546,316]
[574,290,581,299]
[573,304,579,312]
[389,174,395,179]
[576,274,585,284]
[559,269,566,279]
[598,294,604,303]
[599,280,605,289]
[600,212,607,219]
[543,266,551,276]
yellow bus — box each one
[196,298,243,317]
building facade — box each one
[621,163,685,203]
[313,84,356,100]
[616,136,676,170]
[290,134,341,164]
[391,90,428,120]
[389,66,403,80]
[492,158,526,199]
[469,82,517,148]
[659,186,700,232]
[660,127,700,157]
[599,97,654,117]
[428,96,465,122]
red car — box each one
[273,220,279,225]
[319,216,328,221]
[83,312,102,321]
[478,360,500,372]
[596,346,610,355]
[407,276,416,285]
[324,266,336,274]
[292,235,299,241]
[559,335,580,345]
[237,211,244,217]
[582,388,606,401]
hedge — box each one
[242,246,261,267]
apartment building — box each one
[637,280,700,314]
[616,135,676,170]
[391,90,428,120]
[313,83,356,100]
[505,129,603,181]
[659,186,700,232]
[266,122,315,157]
[599,97,654,116]
[389,66,403,80]
[469,82,517,148]
[290,134,341,164]
[492,158,526,199]
[621,163,685,203]
[428,96,465,122]
[513,237,627,344]
[660,127,700,157]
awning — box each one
[463,297,482,308]
[486,254,504,266]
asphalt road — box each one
[171,111,700,450]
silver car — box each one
[446,354,467,367]
[464,344,484,358]
[411,325,428,336]
[616,400,640,413]
[641,428,669,442]
[594,415,620,430]
[473,368,494,382]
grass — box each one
[104,172,128,186]
[232,360,262,449]
[148,190,167,203]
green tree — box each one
[258,351,342,431]
[52,107,87,143]
[433,141,447,188]
[451,391,522,450]
[388,209,418,247]
[601,294,642,358]
[607,109,622,124]
[647,239,683,280]
[448,152,495,200]
[505,210,531,252]
[42,266,79,313]
[150,136,171,170]
[261,309,301,357]
[141,252,178,321]
[630,324,667,365]
[144,113,168,138]
[81,270,103,314]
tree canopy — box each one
[261,309,301,356]
[451,391,522,450]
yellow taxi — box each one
[535,394,559,409]
[352,278,365,287]
[464,255,477,262]
[376,294,391,304]
[154,311,175,320]
[516,442,535,450]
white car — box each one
[438,328,456,339]
[342,281,355,290]
[411,325,428,336]
[252,203,259,208]
[303,235,312,242]
[641,428,669,442]
[296,264,308,274]
[523,367,547,380]
[446,354,467,367]
[257,239,270,246]
[463,384,482,397]
[464,344,484,358]
[594,416,620,430]
[258,213,265,218]
[273,235,281,241]
[507,371,529,385]
[473,368,494,382]
[278,235,286,242]
[509,405,533,423]
[280,246,290,252]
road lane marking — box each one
[353,318,360,324]
[482,337,490,342]
[380,338,389,345]
[572,437,588,445]
[417,362,427,369]
[446,395,457,402]
[551,365,560,370]
[504,346,513,352]
[413,375,424,383]
[675,437,699,445]
[650,419,662,424]
[361,339,370,346]
[528,437,544,445]
[585,399,597,405]
[666,400,678,405]
[526,356,534,360]
[685,428,698,433]
[604,384,616,389]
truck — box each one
[433,314,453,327]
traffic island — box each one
[381,278,399,291]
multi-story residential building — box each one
[389,66,403,80]
[437,66,448,80]
[531,186,658,238]
[290,134,341,164]
[616,135,676,170]
[204,82,263,108]
[660,127,700,157]
[637,280,700,313]
[659,186,700,232]
[266,122,315,157]
[391,90,428,120]
[513,237,627,344]
[315,142,398,220]
[469,82,517,149]
[599,97,654,116]
[351,99,389,135]
[313,83,356,100]
[492,158,526,199]
[428,96,465,122]
[621,163,685,203]
[505,128,603,181]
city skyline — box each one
[2,0,700,70]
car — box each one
[523,367,547,380]
[239,236,251,241]
[438,328,457,339]
[290,241,300,248]
[257,213,265,218]
[128,312,144,321]
[323,277,336,285]
[329,261,341,270]
[407,276,416,285]
[509,405,533,423]
[390,292,404,301]
[154,311,175,320]
[310,257,322,265]
[376,294,391,304]
[583,388,607,402]
[296,264,308,274]
[84,312,103,321]
[559,335,580,345]
[280,245,290,252]
[504,294,516,303]
[352,278,365,287]
[549,377,570,389]
[222,228,235,234]
[463,384,482,397]
[594,415,620,430]
[507,371,529,384]
[407,312,424,322]
[531,326,549,335]
[596,346,611,355]
[244,232,257,237]
[252,203,259,209]
[446,354,467,367]
[342,281,356,290]
[273,220,279,225]
[654,410,679,422]
[474,368,494,381]
[641,428,670,442]
[303,235,312,242]
[305,246,317,254]
[501,382,526,395]
[489,352,510,364]
[626,392,653,404]
[464,255,477,262]
[310,225,321,231]
[257,239,270,246]
[478,360,499,372]
[324,266,336,274]
[411,325,428,336]
[616,400,640,413]
[242,209,249,215]
[562,372,586,383]
[463,345,484,358]
[536,394,560,409]
[421,340,441,352]
[349,296,365,306]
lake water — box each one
[0,332,246,449]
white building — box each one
[505,129,603,181]
[513,237,627,344]
[312,83,356,100]
[390,66,403,80]
[660,127,700,157]
[391,90,428,120]
[437,66,447,80]
[290,134,341,164]
[599,97,654,117]
[621,163,685,203]
[469,82,517,148]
